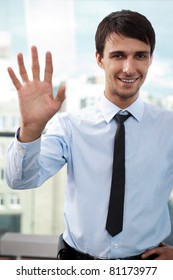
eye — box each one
[135,52,149,59]
[110,52,125,60]
[114,54,124,59]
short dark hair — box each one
[95,10,156,57]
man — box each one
[5,10,173,259]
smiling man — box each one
[5,10,173,259]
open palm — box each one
[8,46,65,141]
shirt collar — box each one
[99,94,144,123]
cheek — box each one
[138,62,151,74]
[104,62,120,75]
[142,68,150,78]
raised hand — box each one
[7,46,66,142]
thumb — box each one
[55,83,66,106]
[160,242,167,247]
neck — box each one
[104,91,139,109]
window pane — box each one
[0,215,21,237]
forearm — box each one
[5,136,42,189]
[5,128,68,190]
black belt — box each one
[57,238,157,260]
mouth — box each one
[118,77,139,84]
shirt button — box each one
[114,243,118,249]
[18,146,24,154]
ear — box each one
[96,51,104,69]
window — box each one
[0,116,6,130]
[10,193,20,208]
[0,168,4,181]
[0,193,5,207]
[11,116,20,130]
[80,98,87,109]
[0,214,21,236]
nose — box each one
[122,58,135,75]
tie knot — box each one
[115,112,131,124]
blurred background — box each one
[0,0,173,254]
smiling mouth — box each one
[118,78,138,83]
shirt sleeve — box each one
[5,130,41,189]
[5,115,70,190]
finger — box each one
[55,83,66,106]
[160,242,167,247]
[17,52,29,83]
[141,248,159,259]
[154,255,162,260]
[7,67,22,91]
[31,46,40,81]
[44,51,53,83]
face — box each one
[96,33,153,108]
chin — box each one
[117,90,139,99]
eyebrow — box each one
[135,51,150,56]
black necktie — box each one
[106,112,131,236]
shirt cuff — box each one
[15,127,41,156]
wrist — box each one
[18,124,45,142]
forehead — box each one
[104,33,151,54]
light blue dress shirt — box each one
[5,95,173,258]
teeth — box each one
[120,79,136,83]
